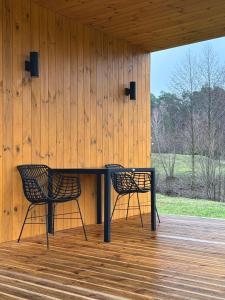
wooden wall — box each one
[0,0,151,243]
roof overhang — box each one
[33,0,225,52]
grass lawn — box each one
[157,193,225,219]
[152,153,192,176]
[152,153,225,176]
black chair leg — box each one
[76,200,88,241]
[156,207,160,223]
[18,204,32,243]
[52,204,56,235]
[137,193,144,228]
[126,193,131,220]
[45,205,49,249]
[111,194,120,222]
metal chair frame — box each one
[106,164,160,227]
[17,164,87,248]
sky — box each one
[151,36,225,96]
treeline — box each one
[152,46,225,201]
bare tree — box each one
[170,50,200,193]
[152,100,177,179]
[196,45,225,199]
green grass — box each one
[152,153,192,176]
[152,153,225,176]
[157,193,225,219]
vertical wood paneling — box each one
[90,29,97,167]
[2,0,13,242]
[76,24,85,227]
[55,14,64,231]
[112,39,119,165]
[39,6,48,166]
[77,24,84,169]
[83,27,92,225]
[132,48,138,215]
[96,31,103,168]
[146,53,151,213]
[132,49,138,167]
[30,1,41,236]
[123,43,129,168]
[108,37,113,165]
[68,20,76,229]
[48,10,56,168]
[12,0,23,238]
[89,28,97,225]
[118,41,125,220]
[0,0,151,242]
[0,0,3,242]
[146,53,151,165]
[112,40,119,216]
[21,0,31,238]
[102,35,108,169]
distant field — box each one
[152,153,225,176]
[157,194,225,219]
[152,153,192,176]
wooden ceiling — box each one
[33,0,225,52]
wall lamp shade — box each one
[125,81,136,100]
[25,52,39,77]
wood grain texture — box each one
[33,0,225,51]
[1,215,225,299]
[0,0,151,243]
[0,0,3,243]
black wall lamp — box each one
[125,81,136,100]
[25,52,39,77]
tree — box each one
[152,92,181,178]
[170,50,200,193]
[196,45,225,199]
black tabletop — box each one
[53,167,155,174]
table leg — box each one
[104,170,111,242]
[151,169,156,231]
[48,202,53,233]
[96,174,102,224]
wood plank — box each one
[39,6,48,166]
[2,0,13,242]
[12,0,23,240]
[21,0,32,239]
[102,34,109,167]
[1,216,225,299]
[0,0,3,243]
[63,18,72,230]
[83,26,92,225]
[146,53,151,214]
[47,9,57,168]
[117,41,125,220]
[55,14,64,231]
[132,48,138,168]
[90,29,97,168]
[107,37,113,165]
[30,0,41,237]
[76,24,85,228]
[96,31,103,168]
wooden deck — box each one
[0,215,225,299]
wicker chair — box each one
[17,164,87,248]
[105,164,160,227]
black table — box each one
[49,167,156,242]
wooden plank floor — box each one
[1,215,225,299]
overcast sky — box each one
[151,36,225,96]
